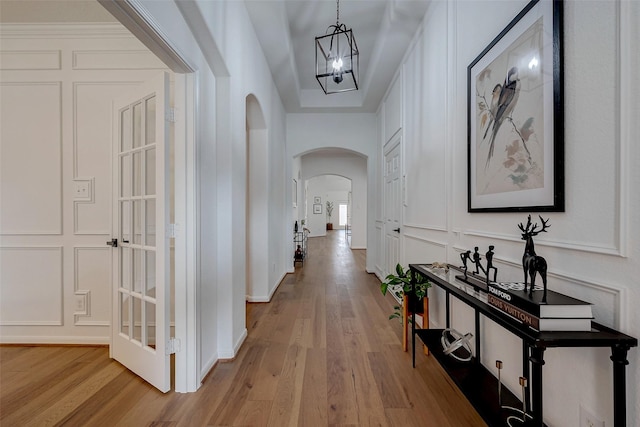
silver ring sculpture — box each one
[440,328,473,362]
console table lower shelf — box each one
[416,328,545,427]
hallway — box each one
[0,231,485,426]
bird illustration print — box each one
[485,66,520,168]
[482,83,502,141]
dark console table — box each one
[409,263,637,427]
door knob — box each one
[393,228,400,233]
[106,238,118,247]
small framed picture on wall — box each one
[313,204,322,214]
[314,196,321,204]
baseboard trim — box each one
[246,271,287,303]
[0,336,109,345]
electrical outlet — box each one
[75,294,85,312]
[74,292,89,316]
[580,405,604,427]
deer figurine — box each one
[518,215,551,301]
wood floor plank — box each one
[207,344,267,425]
[298,348,328,426]
[2,348,113,425]
[246,340,288,401]
[24,360,125,426]
[265,343,307,427]
[232,399,271,427]
[367,351,409,409]
[325,298,359,425]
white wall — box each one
[165,0,288,358]
[375,1,640,425]
[0,23,167,344]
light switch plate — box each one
[73,178,93,202]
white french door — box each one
[110,72,170,392]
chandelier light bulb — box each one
[332,57,343,71]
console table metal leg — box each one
[523,342,531,414]
[445,292,450,328]
[475,310,481,364]
[610,345,630,427]
[412,310,416,368]
[529,346,546,427]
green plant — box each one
[326,201,334,222]
[380,264,431,321]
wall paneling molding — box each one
[73,246,111,326]
[0,246,64,326]
[72,50,166,70]
[0,81,63,235]
[0,50,61,70]
[0,23,132,39]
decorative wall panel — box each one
[73,82,138,235]
[0,50,61,70]
[0,247,63,325]
[403,2,449,231]
[0,82,62,235]
[74,247,110,326]
[72,50,166,70]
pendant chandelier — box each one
[315,0,359,94]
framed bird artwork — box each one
[467,0,564,212]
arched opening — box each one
[245,94,268,301]
[295,148,368,253]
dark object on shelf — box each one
[518,215,550,301]
[460,245,498,284]
[294,220,298,233]
[409,263,637,427]
[487,282,592,319]
[293,230,308,266]
[460,250,472,279]
[487,294,592,332]
[472,246,486,275]
[485,245,497,283]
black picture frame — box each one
[467,0,564,212]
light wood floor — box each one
[0,231,486,427]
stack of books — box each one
[487,282,593,332]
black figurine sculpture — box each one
[518,215,550,301]
[460,250,471,278]
[472,246,486,276]
[485,245,497,283]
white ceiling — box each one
[245,0,430,113]
[0,0,430,114]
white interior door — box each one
[384,138,402,290]
[110,72,170,392]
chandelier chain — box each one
[336,0,340,26]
